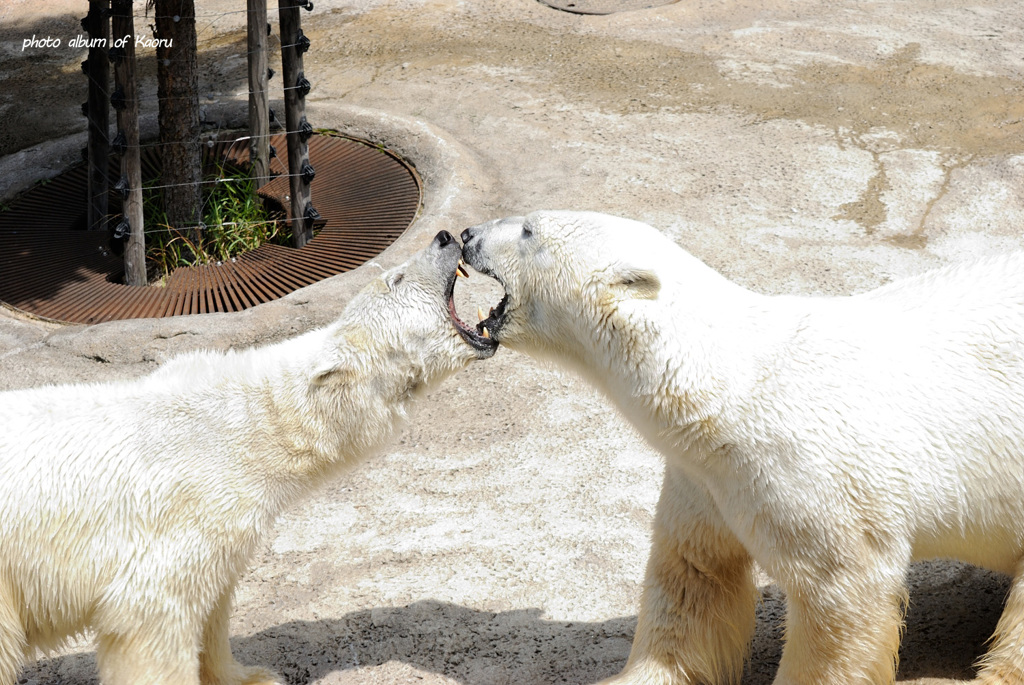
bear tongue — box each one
[448,297,469,330]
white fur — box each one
[0,235,483,685]
[461,210,1024,685]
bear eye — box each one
[521,224,533,238]
[389,272,404,288]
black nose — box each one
[435,230,454,247]
[460,227,474,244]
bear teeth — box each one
[457,260,469,278]
[482,327,490,338]
[478,307,486,321]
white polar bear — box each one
[0,230,496,685]
[461,210,1024,685]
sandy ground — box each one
[2,0,1024,683]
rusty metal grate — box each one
[536,0,679,15]
[0,133,421,324]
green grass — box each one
[142,162,288,282]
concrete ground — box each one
[3,0,1024,682]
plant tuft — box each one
[142,162,288,283]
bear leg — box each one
[96,629,202,685]
[773,552,908,685]
[0,578,28,685]
[975,557,1024,685]
[199,585,283,685]
[601,467,757,685]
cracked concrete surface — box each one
[3,0,1024,683]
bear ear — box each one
[311,329,366,388]
[613,266,661,300]
[311,360,356,388]
[368,276,391,295]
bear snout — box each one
[460,228,484,269]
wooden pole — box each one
[111,0,146,286]
[155,0,202,248]
[247,0,271,186]
[278,0,315,248]
[84,0,110,231]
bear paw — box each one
[203,664,285,685]
[237,666,286,685]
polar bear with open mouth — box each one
[461,210,1024,685]
[0,230,496,685]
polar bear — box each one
[0,230,496,685]
[461,210,1024,685]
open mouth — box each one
[447,258,500,355]
[474,289,508,340]
[462,258,510,339]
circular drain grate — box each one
[0,132,421,324]
[537,0,679,15]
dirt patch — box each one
[304,14,1024,160]
[296,9,1024,239]
[835,156,892,234]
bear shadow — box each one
[24,561,1009,685]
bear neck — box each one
[585,264,780,457]
[200,327,428,509]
